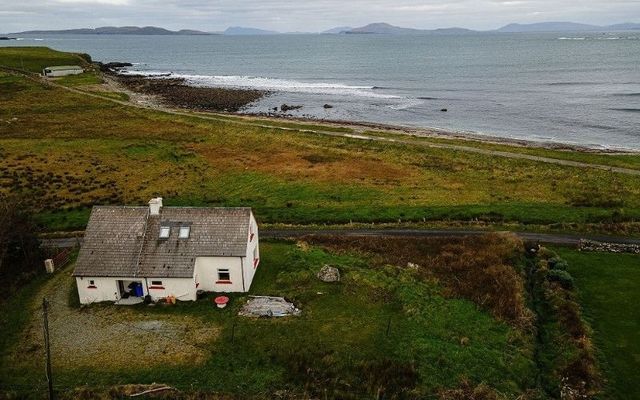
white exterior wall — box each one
[146,277,197,302]
[243,212,260,292]
[195,256,245,292]
[76,276,121,304]
[44,69,83,77]
[76,276,196,304]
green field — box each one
[555,248,640,400]
[1,48,640,234]
[1,239,540,399]
[0,46,90,73]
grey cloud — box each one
[0,0,638,33]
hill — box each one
[498,21,640,32]
[321,26,353,34]
[223,26,279,35]
[13,26,212,35]
[345,22,474,35]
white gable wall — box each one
[243,212,260,292]
[195,256,245,292]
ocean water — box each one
[3,32,640,150]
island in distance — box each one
[11,26,213,35]
[10,21,640,36]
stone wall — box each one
[579,239,640,254]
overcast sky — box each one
[1,0,639,33]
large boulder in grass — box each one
[317,265,340,282]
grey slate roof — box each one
[73,206,252,278]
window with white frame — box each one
[217,269,231,281]
[179,226,190,239]
[159,226,170,238]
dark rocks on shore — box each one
[98,62,134,72]
[113,74,267,112]
[0,37,17,40]
[323,104,334,109]
[281,104,303,112]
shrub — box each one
[547,270,574,290]
[548,257,569,271]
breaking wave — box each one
[610,108,640,113]
[611,92,640,97]
[121,69,400,99]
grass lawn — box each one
[0,46,90,74]
[1,240,538,398]
[553,248,640,400]
[363,130,640,171]
[53,72,103,87]
[1,49,639,233]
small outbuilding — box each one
[73,198,260,304]
[42,65,84,77]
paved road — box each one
[41,229,640,249]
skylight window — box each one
[179,226,190,239]
[159,226,170,239]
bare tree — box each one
[0,195,43,294]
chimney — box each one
[148,197,163,216]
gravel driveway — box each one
[6,266,219,373]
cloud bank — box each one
[1,0,638,33]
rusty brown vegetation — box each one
[532,249,602,399]
[305,233,534,328]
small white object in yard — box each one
[317,265,340,282]
[239,296,301,317]
[406,262,420,270]
[44,259,55,274]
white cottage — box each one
[42,65,84,77]
[72,198,260,304]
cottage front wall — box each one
[195,256,244,292]
[146,277,197,301]
[75,277,120,304]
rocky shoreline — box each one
[100,65,637,154]
[110,73,268,112]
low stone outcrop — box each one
[579,239,640,254]
[239,296,301,317]
[317,265,341,282]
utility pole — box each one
[42,298,54,400]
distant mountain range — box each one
[321,26,353,34]
[497,21,640,32]
[11,21,640,36]
[343,23,473,35]
[223,27,279,35]
[13,26,212,35]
